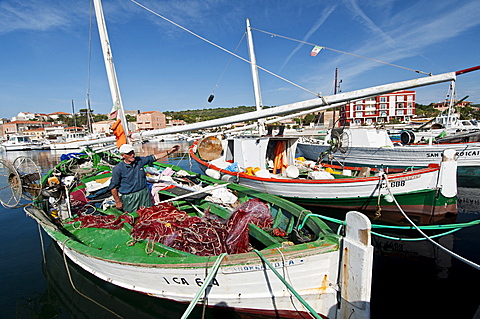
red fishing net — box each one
[131,202,229,256]
[72,198,273,256]
[225,198,273,254]
[70,214,133,230]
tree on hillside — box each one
[415,103,440,117]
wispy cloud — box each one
[342,0,395,46]
[278,5,336,72]
[307,0,480,91]
[0,1,77,34]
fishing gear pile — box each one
[73,198,273,256]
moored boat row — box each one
[0,148,373,319]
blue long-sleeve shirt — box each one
[109,155,155,194]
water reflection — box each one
[457,187,480,214]
[0,141,193,175]
[16,242,277,319]
[3,143,480,319]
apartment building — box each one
[339,90,416,126]
[137,111,166,130]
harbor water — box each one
[0,141,479,319]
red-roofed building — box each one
[48,111,72,120]
[23,127,46,139]
[1,121,53,139]
[167,119,187,127]
[339,90,416,126]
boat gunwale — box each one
[189,140,441,184]
[53,233,340,269]
[31,151,340,269]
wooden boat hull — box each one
[190,140,458,225]
[297,141,480,187]
[51,231,340,318]
[23,151,373,319]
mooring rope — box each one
[253,249,322,319]
[381,173,480,270]
[180,253,227,319]
[295,173,480,270]
[61,239,123,318]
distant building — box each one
[23,127,46,139]
[34,113,50,121]
[1,121,53,139]
[137,111,166,130]
[432,100,473,113]
[12,112,36,121]
[48,111,72,120]
[167,119,187,127]
[92,120,115,135]
[278,118,297,128]
[339,90,416,126]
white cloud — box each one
[0,1,79,34]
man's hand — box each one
[115,200,123,211]
[170,145,180,153]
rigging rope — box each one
[251,28,432,76]
[61,239,123,318]
[129,0,320,98]
[203,32,247,107]
[296,175,480,270]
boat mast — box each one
[446,80,456,129]
[92,0,130,142]
[332,68,339,127]
[246,18,266,135]
[71,99,77,134]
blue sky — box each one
[1,0,479,119]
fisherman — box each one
[110,143,180,213]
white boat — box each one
[49,132,109,150]
[148,133,189,142]
[296,126,480,187]
[0,135,48,151]
[190,134,458,225]
[388,81,480,144]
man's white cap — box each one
[119,144,135,154]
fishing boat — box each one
[297,79,480,187]
[189,134,458,225]
[7,0,477,315]
[296,126,480,188]
[0,148,373,319]
[49,132,110,150]
[49,132,90,150]
[0,134,49,151]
